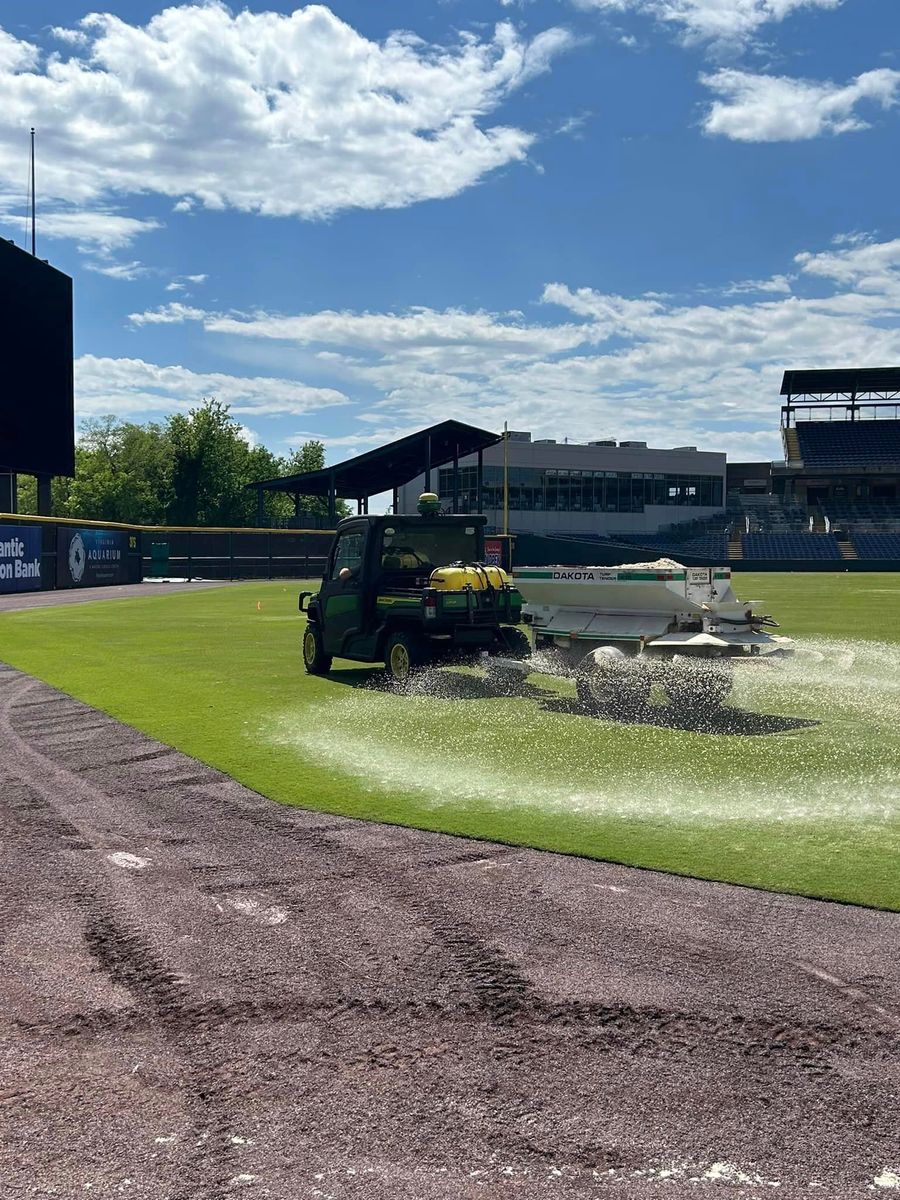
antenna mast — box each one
[29,127,36,256]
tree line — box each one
[16,399,350,527]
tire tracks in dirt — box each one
[0,670,263,1199]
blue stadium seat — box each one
[742,533,843,560]
[609,533,729,561]
[795,420,900,469]
[851,532,900,559]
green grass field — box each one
[1,573,898,909]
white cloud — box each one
[174,235,900,460]
[0,6,574,227]
[165,272,208,292]
[0,28,38,72]
[701,67,900,141]
[0,203,161,253]
[557,111,592,136]
[128,302,206,326]
[723,274,793,295]
[571,0,842,48]
[84,259,149,281]
[74,355,352,419]
[234,423,259,448]
[49,26,90,47]
[203,306,591,361]
[794,236,900,290]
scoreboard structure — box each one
[0,238,75,496]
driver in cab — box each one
[381,529,428,572]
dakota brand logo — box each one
[553,570,596,580]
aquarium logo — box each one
[67,532,86,583]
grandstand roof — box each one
[781,367,900,398]
[251,419,500,500]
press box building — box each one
[397,433,726,537]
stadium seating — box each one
[609,533,729,561]
[795,420,900,469]
[821,499,900,527]
[742,533,843,560]
[850,532,900,559]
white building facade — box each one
[398,433,726,537]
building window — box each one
[437,464,723,516]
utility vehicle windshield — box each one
[380,522,479,571]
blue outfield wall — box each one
[0,515,331,589]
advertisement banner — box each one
[57,527,129,589]
[0,524,42,594]
[484,537,503,567]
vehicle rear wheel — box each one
[494,627,531,660]
[577,646,650,719]
[302,624,332,675]
[384,631,428,685]
[485,626,531,694]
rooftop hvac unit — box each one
[619,440,647,448]
[534,438,557,444]
[672,445,697,451]
[587,439,617,446]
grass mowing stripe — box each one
[0,573,897,910]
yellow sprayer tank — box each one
[429,565,511,591]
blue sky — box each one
[1,0,898,468]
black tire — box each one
[384,630,428,684]
[496,626,532,660]
[302,624,332,675]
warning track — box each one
[1,660,898,1198]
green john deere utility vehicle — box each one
[299,494,528,683]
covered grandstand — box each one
[780,367,900,518]
[596,367,900,567]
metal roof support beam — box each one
[37,475,51,517]
[452,443,459,514]
[477,448,484,516]
[424,433,432,492]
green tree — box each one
[15,400,350,528]
[281,440,350,524]
[15,417,173,523]
[166,399,260,526]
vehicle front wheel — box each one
[384,631,428,685]
[302,624,332,675]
